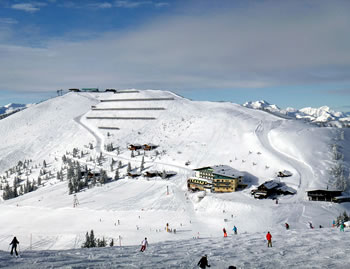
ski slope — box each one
[0,90,349,254]
[1,228,350,268]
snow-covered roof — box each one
[144,143,157,147]
[188,177,212,184]
[277,185,297,194]
[212,165,244,178]
[128,171,141,176]
[261,180,280,190]
[279,170,293,176]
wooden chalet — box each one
[143,143,158,151]
[163,171,177,178]
[144,170,159,178]
[81,170,101,179]
[144,170,177,178]
[277,170,293,177]
[128,144,142,151]
[128,171,141,178]
[307,190,342,202]
[251,180,296,199]
[333,196,350,203]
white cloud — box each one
[1,0,350,92]
[89,2,113,9]
[115,1,152,8]
[0,18,18,24]
[155,2,169,8]
[11,2,47,12]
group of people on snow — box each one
[8,218,346,268]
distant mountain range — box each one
[0,103,30,119]
[243,100,350,128]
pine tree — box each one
[140,156,145,171]
[110,239,114,247]
[162,170,167,179]
[89,230,96,248]
[114,168,119,181]
[131,150,134,158]
[76,165,82,180]
[127,162,131,173]
[99,169,108,184]
[43,160,47,168]
[68,179,74,194]
[2,183,13,200]
[13,179,18,197]
[82,232,90,248]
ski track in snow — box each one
[254,120,316,228]
[1,228,350,269]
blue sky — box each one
[0,0,350,111]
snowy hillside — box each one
[243,100,350,127]
[1,227,350,269]
[0,90,349,255]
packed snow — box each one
[0,90,349,268]
[1,228,350,268]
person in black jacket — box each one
[198,254,210,268]
[9,236,19,256]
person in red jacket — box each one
[223,228,227,237]
[266,231,272,247]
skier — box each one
[233,226,237,235]
[140,237,148,252]
[285,223,289,230]
[197,254,211,268]
[266,231,272,247]
[340,222,345,232]
[309,222,314,229]
[223,228,227,237]
[9,236,19,256]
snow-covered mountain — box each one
[243,100,350,127]
[0,90,349,258]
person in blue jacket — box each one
[232,226,237,235]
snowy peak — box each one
[243,101,350,127]
[299,106,344,122]
[0,103,29,115]
[242,100,281,113]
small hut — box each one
[307,190,342,202]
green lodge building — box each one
[187,165,245,193]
